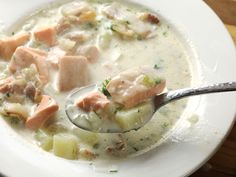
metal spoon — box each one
[65,82,236,133]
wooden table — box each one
[191,0,236,176]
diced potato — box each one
[35,130,53,151]
[58,38,76,51]
[98,32,112,49]
[103,102,119,117]
[53,133,78,160]
[73,128,99,146]
[88,111,103,130]
[41,136,53,151]
[115,102,154,131]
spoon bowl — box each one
[65,82,236,133]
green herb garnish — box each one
[155,78,161,84]
[93,143,100,149]
[6,92,10,98]
[114,106,122,114]
[161,122,169,129]
[110,24,117,32]
[163,31,168,36]
[109,170,118,173]
[83,22,95,29]
[137,35,144,41]
[10,117,20,125]
[154,64,161,70]
[100,79,111,96]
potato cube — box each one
[115,102,154,131]
[53,133,78,160]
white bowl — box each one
[0,0,236,177]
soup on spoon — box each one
[66,66,236,133]
[66,66,166,133]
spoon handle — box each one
[155,82,236,107]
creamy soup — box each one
[0,0,192,160]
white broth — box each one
[0,0,192,160]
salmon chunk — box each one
[34,26,57,46]
[47,47,66,69]
[76,91,110,112]
[0,76,14,93]
[58,56,88,91]
[9,46,49,84]
[26,95,59,130]
[77,45,99,63]
[0,32,30,60]
[106,67,166,108]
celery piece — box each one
[73,128,99,146]
[35,130,53,151]
[142,75,161,87]
[41,137,53,151]
[45,123,68,135]
[98,32,112,49]
[53,133,78,160]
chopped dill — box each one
[100,79,111,96]
[161,122,169,129]
[133,147,139,151]
[154,64,161,70]
[163,31,168,36]
[6,92,10,98]
[10,117,20,125]
[109,169,118,173]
